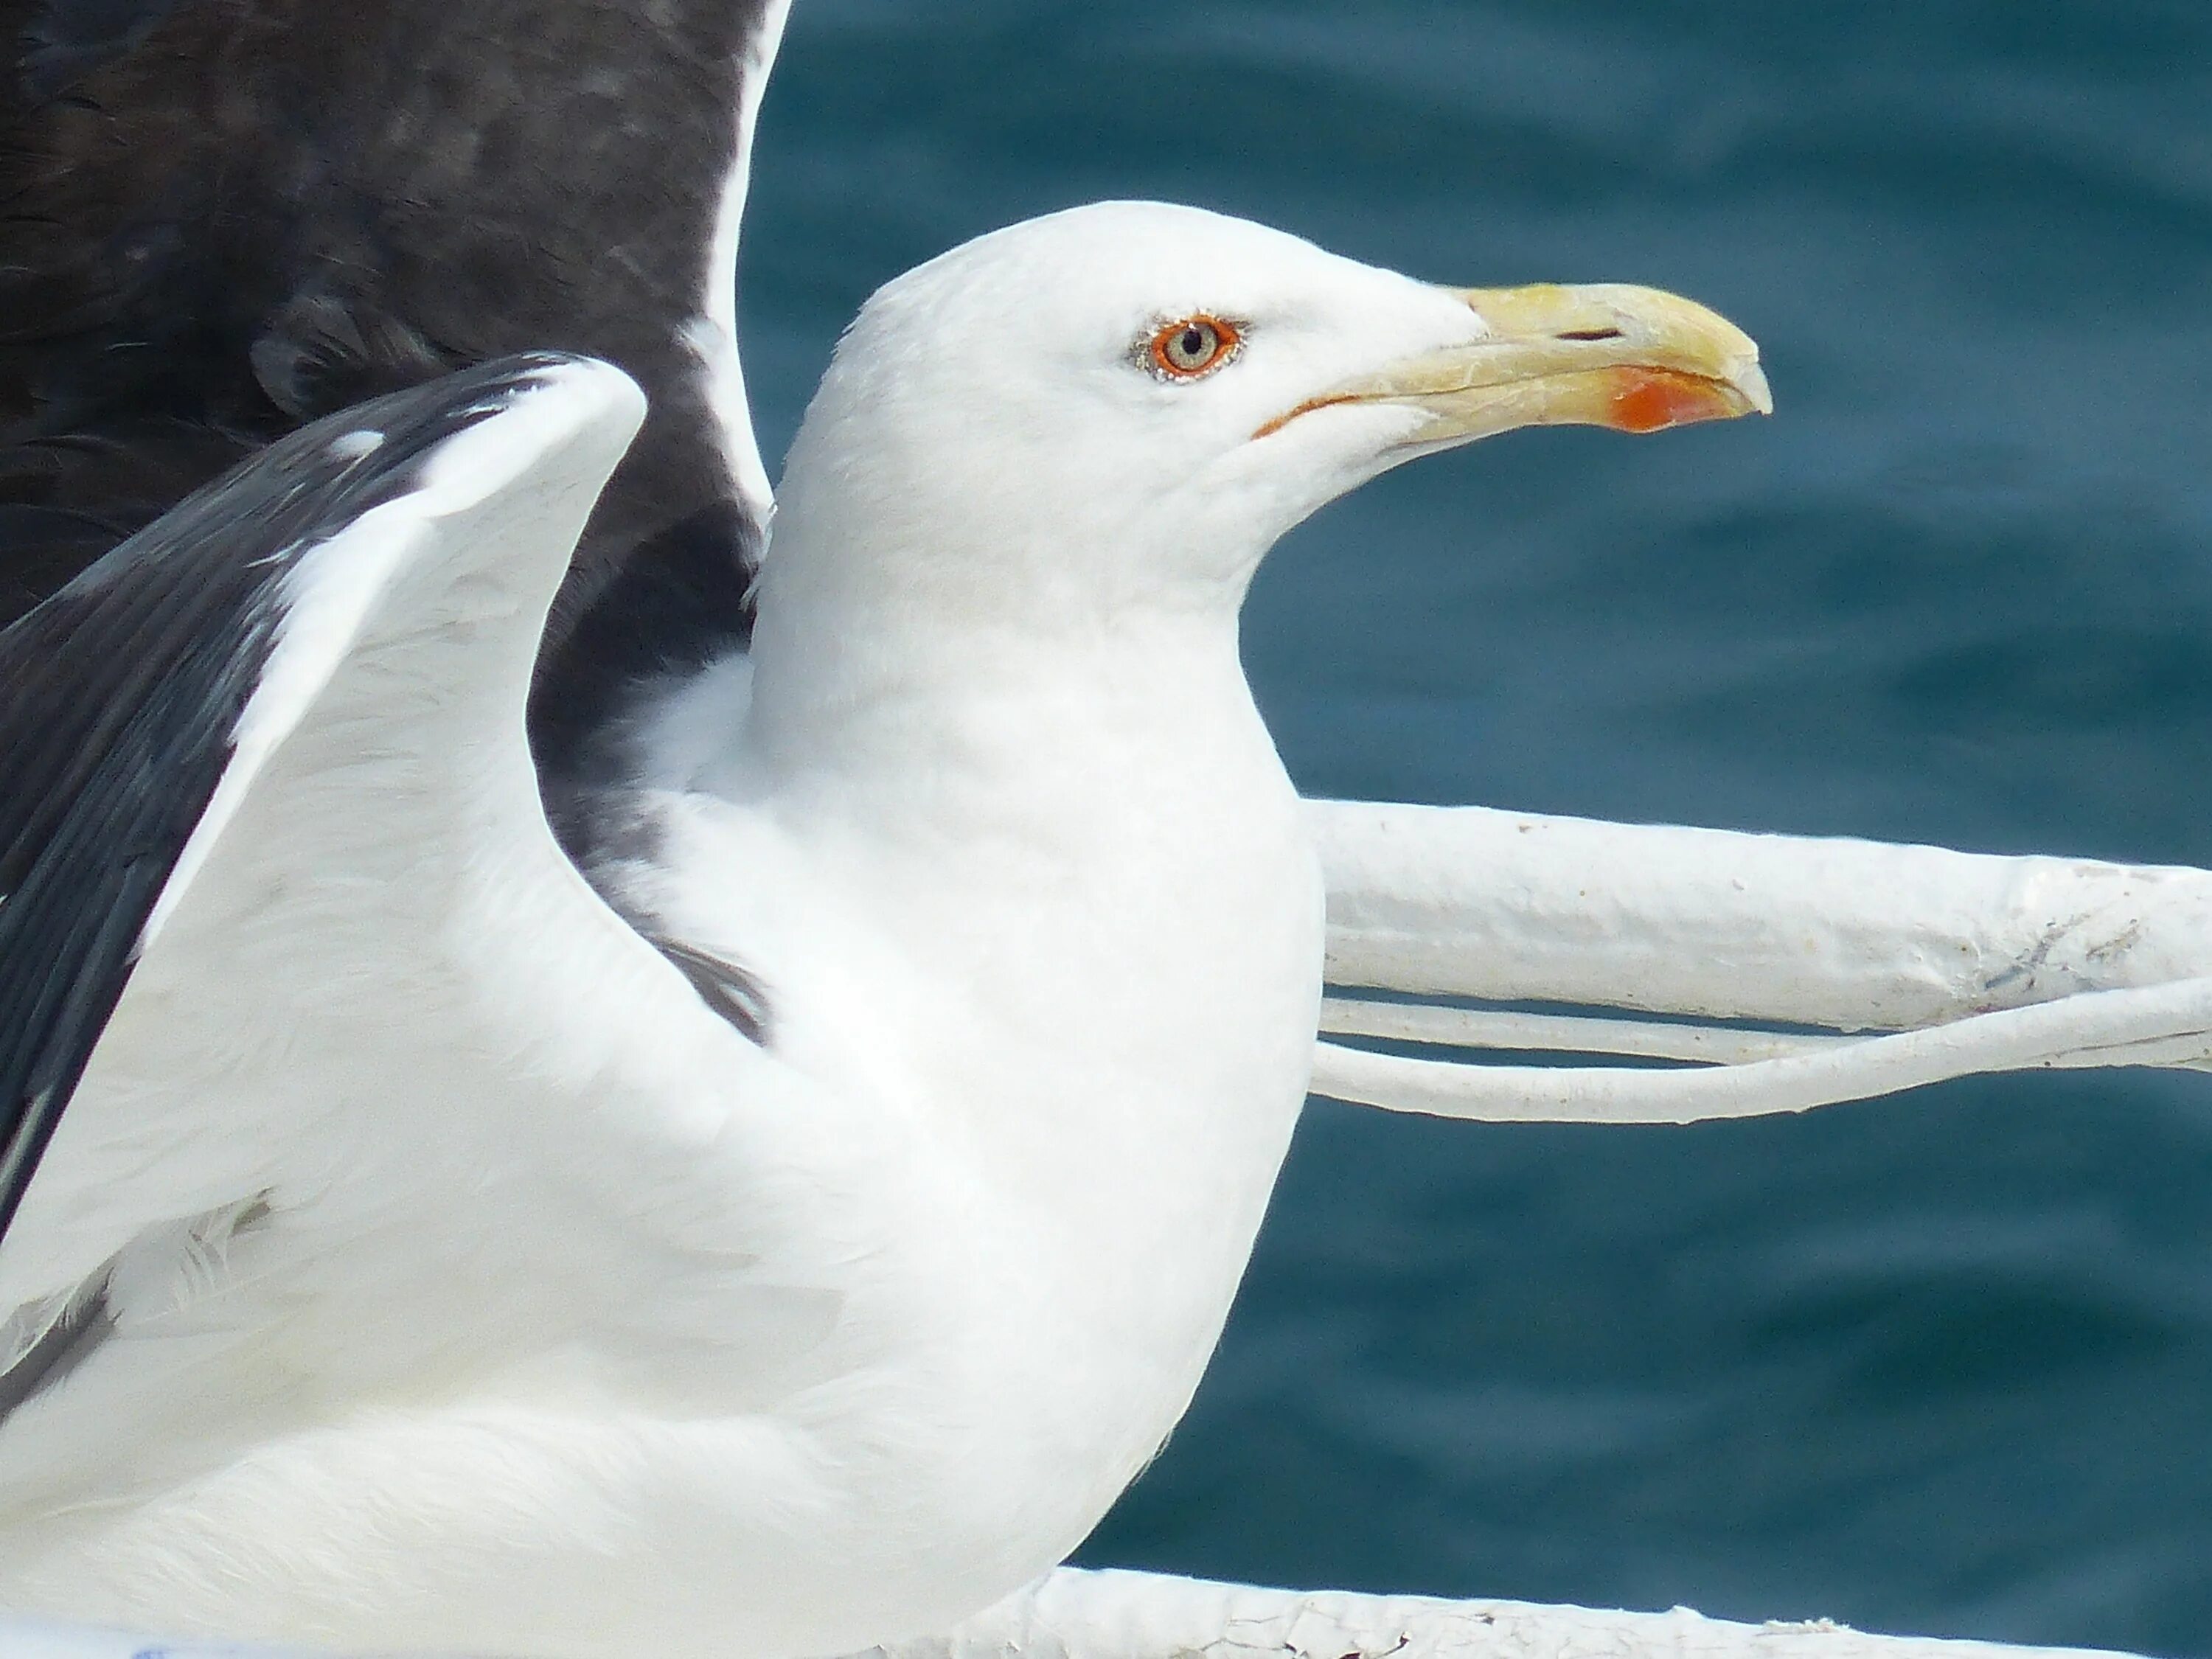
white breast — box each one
[606,626,1327,1635]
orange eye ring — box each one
[1146,316,1242,380]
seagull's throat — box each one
[732,553,1323,1240]
[691,583,1325,1517]
[742,509,1267,800]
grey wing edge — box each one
[0,352,621,1247]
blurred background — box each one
[737,4,2212,1652]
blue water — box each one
[740,4,2212,1652]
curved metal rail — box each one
[1310,799,2212,1124]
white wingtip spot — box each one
[330,430,386,462]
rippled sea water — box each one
[740,4,2212,1652]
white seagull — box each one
[0,7,1770,1657]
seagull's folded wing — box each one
[0,358,798,1461]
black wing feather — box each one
[1,0,777,672]
[0,354,582,1242]
[11,0,195,100]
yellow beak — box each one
[1256,282,1772,443]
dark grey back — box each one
[0,0,780,771]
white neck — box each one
[678,523,1324,1363]
[739,568,1320,1186]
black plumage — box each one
[1,0,778,771]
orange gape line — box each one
[1253,366,1745,442]
[1604,368,1742,434]
[1251,393,1360,441]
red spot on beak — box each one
[1606,368,1747,434]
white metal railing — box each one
[0,1568,2128,1659]
[882,1568,2126,1659]
[1309,799,2212,1124]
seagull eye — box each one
[1147,316,1242,380]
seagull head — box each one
[765,200,1767,631]
[746,201,1768,774]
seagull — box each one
[0,7,1771,1658]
